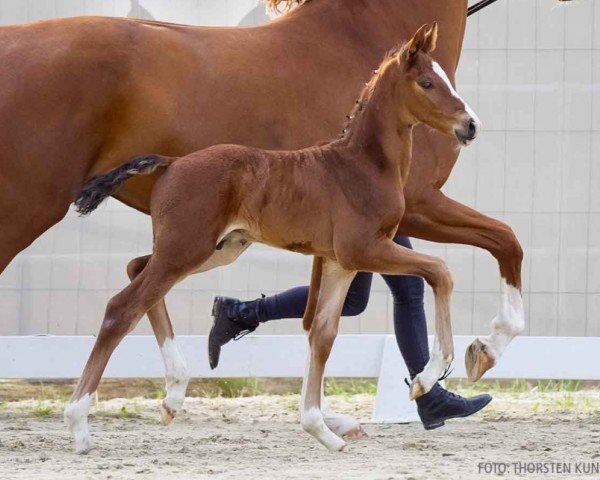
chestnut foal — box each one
[67,23,479,453]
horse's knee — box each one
[495,225,523,263]
[492,224,523,287]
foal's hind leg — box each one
[126,255,188,425]
[65,247,212,453]
[300,259,357,451]
[126,233,251,424]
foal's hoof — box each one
[75,437,93,455]
[160,401,175,425]
[342,424,369,441]
[324,436,347,452]
[465,338,496,382]
[409,377,427,401]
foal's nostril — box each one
[468,119,477,137]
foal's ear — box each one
[423,22,438,53]
[403,22,438,64]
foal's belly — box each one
[220,218,337,260]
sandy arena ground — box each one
[1,390,599,480]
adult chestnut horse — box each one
[0,1,522,384]
[70,23,479,452]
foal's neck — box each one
[337,69,414,186]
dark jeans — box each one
[260,236,430,377]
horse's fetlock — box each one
[301,408,324,434]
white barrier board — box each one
[1,335,599,422]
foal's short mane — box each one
[340,45,403,139]
[263,0,312,13]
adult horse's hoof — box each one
[465,338,496,382]
[160,401,175,425]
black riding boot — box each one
[208,296,266,369]
[416,383,492,430]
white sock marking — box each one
[161,337,189,415]
[485,280,525,359]
[414,338,446,394]
[64,393,93,454]
[301,407,346,451]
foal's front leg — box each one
[342,239,454,399]
[300,259,357,451]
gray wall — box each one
[0,0,598,339]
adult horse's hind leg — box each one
[401,189,524,382]
[126,233,251,425]
[300,259,357,451]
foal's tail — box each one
[75,155,171,216]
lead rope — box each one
[467,0,501,17]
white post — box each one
[372,335,419,423]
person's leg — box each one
[381,236,430,378]
[262,272,373,320]
[382,236,492,429]
[208,271,373,368]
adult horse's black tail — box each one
[75,155,170,216]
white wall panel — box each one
[0,0,597,338]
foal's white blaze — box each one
[485,279,525,360]
[160,337,189,423]
[431,61,481,131]
[64,393,93,454]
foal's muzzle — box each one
[455,116,479,147]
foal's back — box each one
[150,142,399,257]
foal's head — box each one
[392,23,480,146]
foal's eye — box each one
[420,81,433,90]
